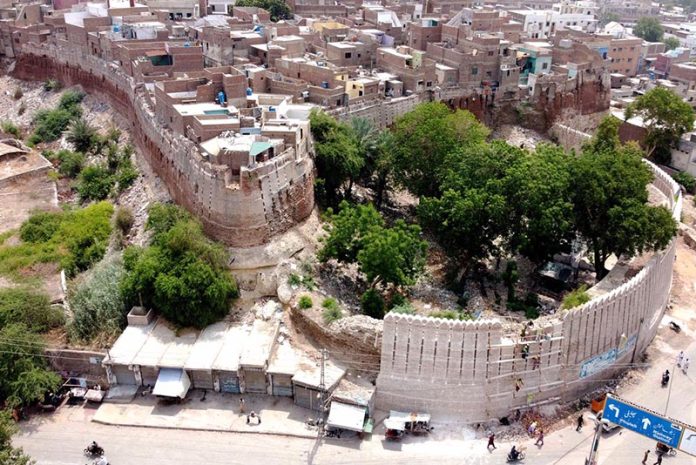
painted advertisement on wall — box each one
[579,333,638,378]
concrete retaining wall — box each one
[376,160,681,421]
[46,348,108,385]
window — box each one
[618,47,623,51]
[345,52,352,59]
[488,50,494,56]
[486,71,492,77]
[211,4,216,10]
[426,81,432,87]
[628,58,632,62]
[472,66,478,75]
[542,62,548,69]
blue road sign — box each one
[602,395,683,448]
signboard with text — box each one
[602,395,683,449]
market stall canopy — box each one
[152,368,191,399]
[327,401,367,433]
[383,417,406,430]
[389,410,431,423]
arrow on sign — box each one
[642,418,651,430]
[609,405,620,417]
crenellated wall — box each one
[376,160,681,422]
[11,42,315,248]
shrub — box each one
[31,108,74,143]
[114,207,135,235]
[146,202,192,236]
[43,79,61,91]
[58,202,114,275]
[288,273,302,286]
[298,295,313,309]
[1,121,20,138]
[388,292,407,309]
[390,302,415,315]
[19,211,62,243]
[430,310,460,320]
[56,149,85,178]
[562,285,591,309]
[66,118,98,153]
[13,87,23,100]
[58,90,85,114]
[18,103,26,116]
[322,297,339,311]
[116,158,138,192]
[322,306,343,324]
[673,171,696,194]
[77,164,114,201]
[360,288,385,319]
[69,255,127,342]
[0,287,64,332]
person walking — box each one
[535,429,544,447]
[653,452,663,465]
[642,449,650,465]
[576,414,584,432]
[239,397,246,414]
[487,433,496,451]
[677,351,685,368]
[528,420,538,436]
[683,357,690,374]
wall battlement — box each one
[12,42,315,248]
[377,161,680,422]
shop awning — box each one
[152,368,191,399]
[326,401,367,433]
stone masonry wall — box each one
[376,161,681,422]
[11,42,314,248]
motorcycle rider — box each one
[87,441,101,454]
[661,370,670,386]
[509,445,520,461]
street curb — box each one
[90,418,319,440]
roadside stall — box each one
[384,417,406,441]
[152,368,191,402]
[326,401,368,438]
[384,411,433,438]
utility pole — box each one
[585,415,605,465]
[317,349,327,432]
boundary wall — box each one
[376,160,681,421]
[11,42,314,248]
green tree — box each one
[357,220,427,288]
[318,201,384,264]
[633,17,664,42]
[664,36,681,51]
[625,87,694,163]
[66,118,98,154]
[0,324,61,408]
[391,102,489,197]
[503,143,574,262]
[309,110,362,205]
[372,131,395,208]
[121,205,238,329]
[233,0,292,21]
[360,288,385,319]
[0,410,34,465]
[571,118,677,279]
[598,11,620,27]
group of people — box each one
[676,351,690,373]
[486,420,545,461]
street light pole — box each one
[585,415,607,465]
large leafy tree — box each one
[233,0,292,21]
[309,110,362,206]
[121,204,239,329]
[625,87,694,163]
[0,324,61,408]
[318,200,384,264]
[664,37,680,51]
[503,143,575,262]
[571,117,677,279]
[390,102,489,198]
[0,410,33,465]
[418,141,519,275]
[633,17,664,42]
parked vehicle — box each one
[84,442,104,457]
[383,411,432,441]
[656,442,677,456]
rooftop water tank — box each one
[246,87,253,96]
[217,91,226,104]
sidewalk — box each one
[93,390,318,439]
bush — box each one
[66,118,98,153]
[298,295,313,309]
[390,302,415,315]
[430,310,460,320]
[562,285,591,309]
[69,255,127,342]
[1,121,20,138]
[77,164,114,201]
[114,207,135,235]
[58,90,85,114]
[360,288,385,319]
[18,102,26,116]
[58,202,114,275]
[388,292,407,309]
[0,287,64,332]
[19,211,62,243]
[121,205,238,329]
[43,79,62,92]
[322,306,343,324]
[31,108,74,143]
[56,149,85,178]
[13,87,23,100]
[673,171,696,194]
[322,297,339,311]
[116,158,138,192]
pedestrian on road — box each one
[535,429,544,447]
[239,397,246,414]
[683,357,690,374]
[487,433,496,451]
[528,421,538,436]
[576,414,584,432]
[677,351,684,368]
[642,449,650,464]
[653,452,663,465]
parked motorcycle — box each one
[84,442,104,457]
[661,370,670,388]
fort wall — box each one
[376,160,681,421]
